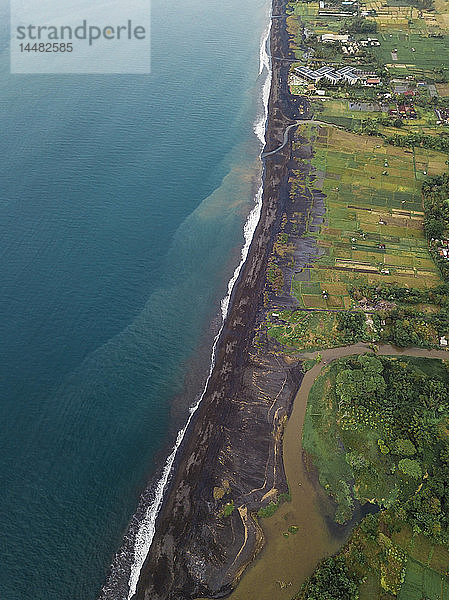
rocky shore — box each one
[132,2,309,598]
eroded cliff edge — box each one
[133,2,308,598]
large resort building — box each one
[294,64,365,85]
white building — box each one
[321,33,350,43]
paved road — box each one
[262,121,302,157]
[262,119,342,158]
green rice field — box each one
[291,124,444,310]
[372,32,449,72]
[399,559,449,600]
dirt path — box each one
[230,343,449,600]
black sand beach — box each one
[132,1,309,597]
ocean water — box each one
[0,1,270,599]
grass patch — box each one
[222,500,235,517]
[257,491,291,518]
[399,558,449,600]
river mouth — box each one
[227,366,343,600]
[228,343,449,599]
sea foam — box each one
[126,18,272,600]
[99,11,273,600]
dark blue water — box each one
[0,0,269,598]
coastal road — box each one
[262,119,342,158]
[262,121,302,157]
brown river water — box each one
[201,343,449,600]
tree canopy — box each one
[300,557,360,600]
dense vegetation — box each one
[301,355,449,598]
[336,311,366,343]
[386,133,449,154]
[266,297,449,353]
[351,282,449,307]
[423,174,449,280]
[338,306,444,349]
[296,557,360,600]
[348,282,449,348]
[409,0,434,9]
[341,17,377,34]
[383,306,444,348]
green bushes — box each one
[349,282,449,348]
[341,16,378,34]
[296,556,360,600]
[257,491,291,518]
[393,438,416,456]
[336,310,365,343]
[398,458,422,479]
[350,282,449,306]
[422,174,449,280]
[222,500,235,517]
[304,354,449,542]
[336,355,386,406]
[386,133,449,153]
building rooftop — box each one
[315,66,335,75]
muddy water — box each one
[230,343,449,600]
[229,361,341,600]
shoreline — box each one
[125,177,267,600]
[98,12,272,600]
[131,0,307,597]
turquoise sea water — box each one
[0,0,269,598]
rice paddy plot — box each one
[292,124,443,305]
[293,279,350,310]
[373,32,449,71]
[399,559,449,600]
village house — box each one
[392,80,411,95]
[389,103,417,119]
[337,65,360,84]
[314,66,335,76]
[364,77,381,86]
[360,38,381,47]
[435,108,449,124]
[398,104,417,119]
[327,72,345,84]
[318,0,357,16]
[342,42,361,55]
[431,238,449,261]
[294,66,323,83]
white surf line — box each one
[125,9,273,600]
